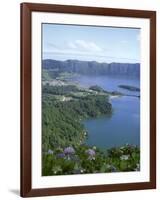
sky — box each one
[42,23,140,63]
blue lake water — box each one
[72,75,140,149]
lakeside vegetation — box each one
[118,85,140,92]
[42,84,112,152]
[42,75,140,175]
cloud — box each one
[75,40,89,49]
[74,40,102,52]
[67,42,77,49]
[47,39,103,53]
[44,40,105,62]
[44,39,139,63]
[89,42,102,52]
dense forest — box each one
[42,84,112,152]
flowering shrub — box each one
[64,147,75,155]
[48,149,54,154]
[56,153,65,158]
[86,149,96,160]
[42,144,140,176]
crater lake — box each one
[71,75,140,149]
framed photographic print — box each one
[20,3,156,197]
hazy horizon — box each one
[42,58,140,65]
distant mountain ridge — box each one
[43,59,140,78]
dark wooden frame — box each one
[21,2,156,197]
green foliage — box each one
[118,85,140,92]
[42,70,52,81]
[42,85,112,152]
[42,144,140,176]
[42,84,140,176]
[43,84,79,95]
[89,85,104,92]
